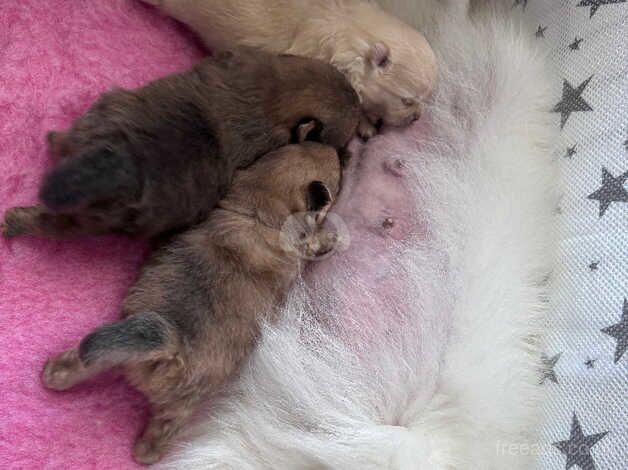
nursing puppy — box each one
[37,142,341,465]
[2,48,358,239]
[140,0,438,138]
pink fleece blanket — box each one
[0,2,203,468]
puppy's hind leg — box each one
[43,313,174,391]
[42,347,110,391]
[2,205,96,239]
[133,395,199,465]
[130,343,243,463]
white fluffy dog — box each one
[160,1,560,468]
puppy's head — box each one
[270,55,361,149]
[228,142,341,230]
[331,5,438,128]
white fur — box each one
[160,2,560,468]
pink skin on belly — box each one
[305,121,431,337]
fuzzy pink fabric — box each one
[0,2,203,468]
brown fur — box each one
[35,143,341,464]
[2,48,358,239]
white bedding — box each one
[518,1,628,469]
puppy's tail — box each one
[39,147,139,212]
[79,313,173,366]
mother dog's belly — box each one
[305,125,449,356]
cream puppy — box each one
[141,0,438,138]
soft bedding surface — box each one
[0,2,202,469]
[516,1,628,469]
[1,1,625,470]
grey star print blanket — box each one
[516,1,628,469]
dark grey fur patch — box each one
[78,313,168,365]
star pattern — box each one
[553,414,608,470]
[536,25,547,38]
[601,298,628,363]
[553,77,593,129]
[570,37,583,50]
[584,358,597,368]
[586,168,628,216]
[577,0,627,18]
[540,353,561,384]
[510,3,626,469]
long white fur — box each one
[160,1,560,468]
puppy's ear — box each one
[306,181,333,223]
[293,119,323,143]
[369,42,390,68]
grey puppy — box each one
[39,143,341,464]
[2,48,359,239]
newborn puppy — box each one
[141,0,437,138]
[38,143,341,465]
[2,48,358,239]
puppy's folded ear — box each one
[306,181,333,223]
[369,42,390,68]
[293,119,323,143]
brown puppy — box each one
[2,48,358,239]
[36,143,341,464]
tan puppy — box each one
[142,0,438,138]
[35,143,341,464]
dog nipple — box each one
[383,158,406,177]
[382,217,395,229]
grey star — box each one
[584,358,597,368]
[536,25,547,38]
[588,261,599,271]
[569,37,583,50]
[540,353,561,384]
[577,0,627,18]
[513,0,528,9]
[553,77,593,129]
[601,298,628,363]
[586,167,628,216]
[554,414,608,470]
[565,145,577,158]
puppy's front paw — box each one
[133,436,164,465]
[357,118,378,141]
[42,349,83,391]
